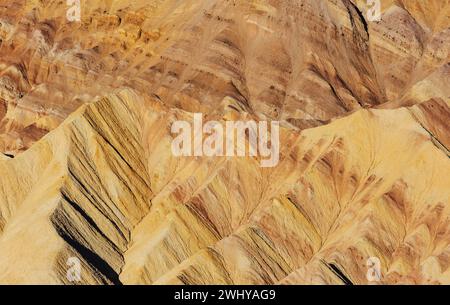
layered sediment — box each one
[0,0,449,284]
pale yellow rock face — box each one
[0,0,449,285]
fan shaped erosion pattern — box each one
[0,0,449,284]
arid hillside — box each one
[0,0,449,284]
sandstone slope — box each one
[0,89,448,284]
[0,0,449,285]
[1,0,449,154]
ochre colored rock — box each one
[1,0,448,154]
[0,88,448,284]
[0,0,449,285]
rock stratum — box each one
[0,0,449,284]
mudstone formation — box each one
[0,0,449,284]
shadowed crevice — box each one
[51,196,123,285]
[324,261,354,285]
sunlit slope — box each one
[1,0,448,154]
[0,89,448,284]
